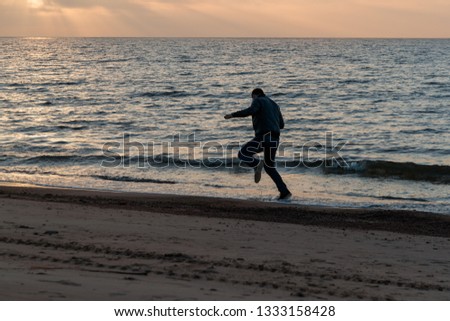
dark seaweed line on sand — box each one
[1,187,450,238]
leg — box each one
[262,138,289,194]
[238,138,263,168]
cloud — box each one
[0,0,449,37]
[45,0,131,9]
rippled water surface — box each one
[1,38,449,213]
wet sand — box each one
[1,184,449,300]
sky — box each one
[0,0,449,37]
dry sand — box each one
[1,184,449,300]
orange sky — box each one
[0,0,449,37]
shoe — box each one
[278,191,292,200]
[254,160,264,183]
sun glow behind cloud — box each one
[1,0,449,37]
[27,0,44,9]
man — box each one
[224,88,292,200]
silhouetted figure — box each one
[224,88,291,200]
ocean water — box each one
[0,38,449,213]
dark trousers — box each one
[238,133,289,194]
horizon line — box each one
[1,36,449,40]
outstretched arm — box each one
[224,99,261,119]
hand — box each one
[224,114,233,119]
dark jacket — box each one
[232,96,285,137]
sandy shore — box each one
[1,184,449,300]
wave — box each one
[7,81,84,88]
[0,167,73,177]
[93,175,177,184]
[97,58,133,63]
[137,91,189,98]
[338,79,373,84]
[61,120,104,126]
[16,125,89,133]
[0,167,177,185]
[374,195,429,202]
[3,154,450,184]
[399,128,443,134]
[325,160,450,184]
[6,83,27,87]
[39,81,85,86]
[423,81,449,87]
[18,155,105,165]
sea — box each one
[0,38,449,214]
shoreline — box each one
[1,183,450,300]
[1,183,449,238]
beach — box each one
[1,184,449,300]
